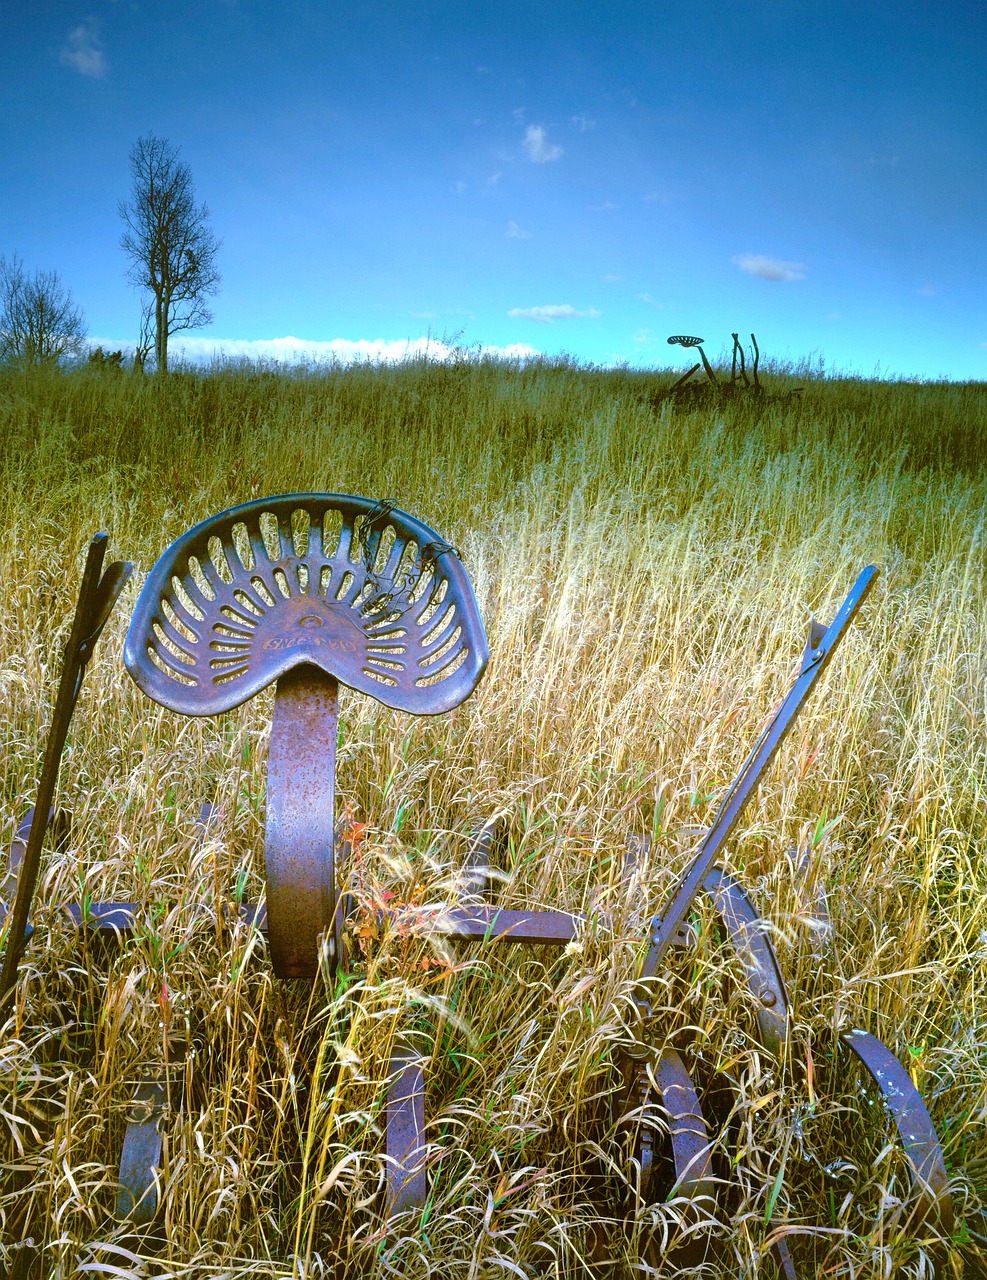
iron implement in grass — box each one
[656,331,802,412]
[1,499,960,1274]
[618,564,955,1270]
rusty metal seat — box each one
[124,492,488,979]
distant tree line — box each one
[1,134,220,374]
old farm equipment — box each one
[0,494,957,1275]
[654,332,801,413]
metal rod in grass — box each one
[0,533,132,1020]
[637,564,878,998]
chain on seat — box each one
[124,493,488,977]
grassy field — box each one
[0,356,985,1278]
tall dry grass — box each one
[0,356,985,1277]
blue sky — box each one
[3,0,985,379]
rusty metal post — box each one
[266,664,339,980]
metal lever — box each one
[640,565,877,982]
[0,534,132,1017]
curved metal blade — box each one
[841,1029,953,1234]
[117,1077,166,1224]
[703,867,789,1058]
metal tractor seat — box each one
[125,492,488,980]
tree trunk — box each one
[155,293,167,374]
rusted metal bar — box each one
[696,345,719,385]
[731,332,750,388]
[841,1030,953,1233]
[623,831,697,949]
[771,1234,798,1278]
[117,1077,167,1222]
[704,867,789,1058]
[750,332,761,392]
[266,665,339,979]
[669,362,702,393]
[640,566,877,986]
[386,1036,428,1215]
[423,904,578,945]
[0,534,131,1019]
[48,896,577,952]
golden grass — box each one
[1,357,985,1277]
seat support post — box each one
[266,663,339,979]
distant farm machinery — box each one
[0,494,958,1276]
[653,332,802,412]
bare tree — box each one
[0,253,87,366]
[119,134,220,374]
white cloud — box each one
[571,114,596,131]
[732,254,805,282]
[522,125,563,164]
[506,220,532,239]
[637,292,659,304]
[507,304,600,323]
[60,21,106,77]
[917,284,937,297]
[591,200,618,212]
[603,273,623,283]
[632,329,651,344]
[105,335,542,366]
